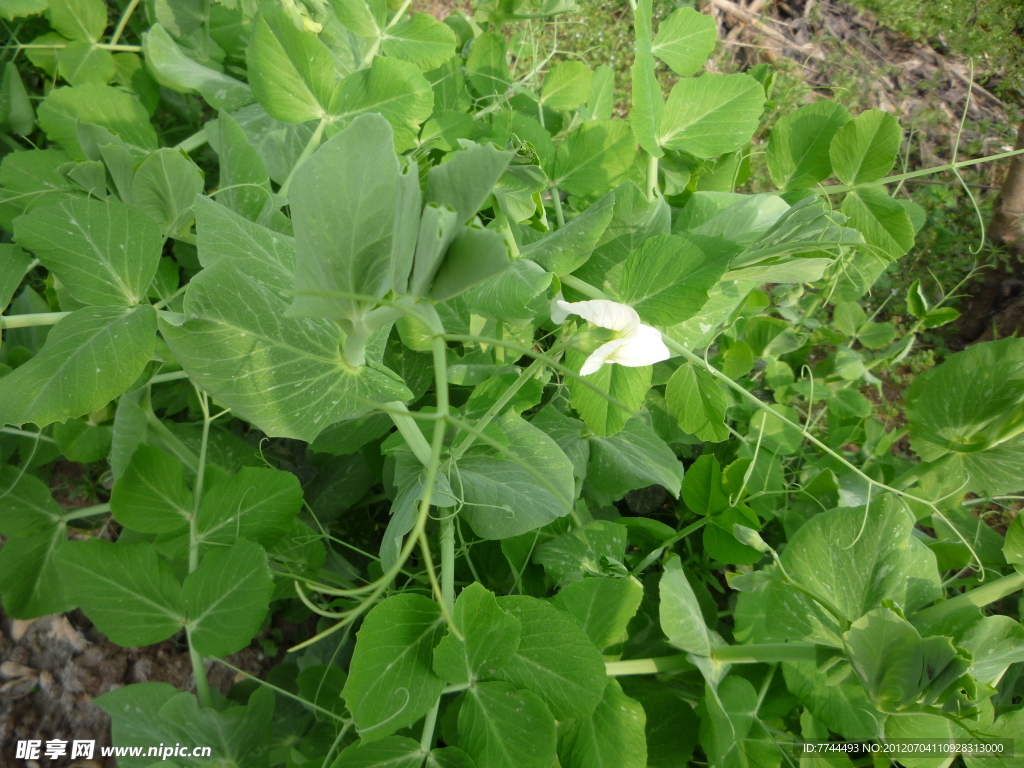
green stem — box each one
[0,426,57,443]
[386,401,434,466]
[63,503,111,521]
[109,0,143,45]
[605,655,694,676]
[912,572,1024,621]
[144,408,199,472]
[0,311,70,329]
[419,698,441,751]
[176,127,208,153]
[279,117,328,199]
[560,274,606,299]
[440,508,456,616]
[149,370,190,385]
[711,643,819,664]
[187,391,214,708]
[16,42,142,51]
[188,630,214,708]
[550,187,566,228]
[633,518,707,573]
[646,152,659,201]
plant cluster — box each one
[2,0,1024,766]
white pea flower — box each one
[556,299,671,376]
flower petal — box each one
[580,338,632,375]
[605,324,670,368]
[550,292,570,324]
[556,299,640,333]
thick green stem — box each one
[913,572,1024,621]
[109,0,143,45]
[0,311,70,329]
[386,402,434,466]
[188,630,213,708]
[185,392,214,708]
[550,188,566,228]
[419,698,441,751]
[279,117,329,199]
[605,655,693,676]
[144,408,199,472]
[176,127,208,153]
[440,509,456,616]
[646,152,659,201]
[711,643,819,664]
[63,503,111,521]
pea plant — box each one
[2,0,1024,765]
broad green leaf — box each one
[521,190,614,275]
[534,521,627,584]
[0,305,156,427]
[208,110,275,224]
[566,349,650,437]
[427,747,476,768]
[698,676,759,768]
[491,595,608,719]
[841,186,914,259]
[425,142,514,226]
[429,223,510,301]
[541,61,592,111]
[1006,515,1024,571]
[781,661,883,740]
[288,113,401,322]
[960,615,1024,686]
[183,538,274,657]
[681,454,728,515]
[466,32,509,98]
[231,103,319,185]
[161,199,411,442]
[196,467,303,547]
[766,495,941,646]
[433,582,522,684]
[246,2,335,122]
[332,0,384,37]
[48,0,106,41]
[0,525,70,618]
[60,541,185,646]
[56,40,114,86]
[964,709,1024,768]
[651,7,716,76]
[111,445,193,533]
[38,84,157,159]
[559,679,646,768]
[328,56,434,152]
[0,63,34,136]
[530,404,591,478]
[629,52,663,158]
[15,197,162,306]
[766,100,852,190]
[459,682,555,768]
[660,554,712,655]
[548,120,638,198]
[334,736,424,768]
[619,677,700,768]
[665,362,729,442]
[0,0,47,19]
[587,64,614,121]
[132,148,205,237]
[382,13,457,71]
[586,416,683,498]
[0,245,32,313]
[619,233,735,325]
[829,108,901,186]
[906,337,1024,496]
[144,24,254,112]
[462,257,550,321]
[344,593,447,741]
[0,465,64,536]
[658,73,764,158]
[552,575,643,649]
[454,411,575,539]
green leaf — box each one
[629,49,664,158]
[429,222,513,301]
[651,7,716,76]
[433,582,522,684]
[548,120,638,198]
[197,467,304,547]
[111,445,193,533]
[329,56,435,152]
[466,32,509,98]
[246,1,335,122]
[541,61,592,111]
[491,595,608,719]
[208,110,275,225]
[425,141,514,226]
[454,412,575,539]
[906,337,1024,496]
[832,301,866,335]
[1005,514,1024,571]
[60,540,185,646]
[57,425,114,461]
[766,495,941,646]
[660,554,713,655]
[586,416,683,498]
[382,13,457,72]
[841,186,914,259]
[829,108,901,186]
[0,0,47,20]
[0,526,70,618]
[333,736,424,768]
[160,198,411,442]
[698,676,759,768]
[781,661,882,740]
[566,349,651,437]
[619,233,735,325]
[587,64,614,121]
[0,63,35,136]
[521,191,614,275]
[332,0,384,38]
[559,679,646,768]
[658,73,764,158]
[132,148,205,237]
[56,40,114,86]
[964,709,1024,768]
[0,305,156,427]
[38,84,157,159]
[682,454,728,516]
[15,197,163,306]
[534,521,627,584]
[552,575,643,650]
[0,465,64,537]
[959,615,1024,686]
[766,100,852,190]
[459,682,556,768]
[619,678,700,768]
[665,362,729,442]
[462,257,551,321]
[0,246,31,314]
[288,113,402,323]
[48,0,106,41]
[427,747,477,768]
[344,593,447,741]
[143,24,254,112]
[183,538,274,657]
